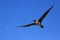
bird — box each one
[18,5,54,28]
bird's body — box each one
[34,20,40,25]
[33,20,44,28]
[17,5,54,28]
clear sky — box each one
[0,0,60,40]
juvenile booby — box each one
[18,5,54,28]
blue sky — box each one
[0,0,60,40]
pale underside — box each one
[34,21,42,26]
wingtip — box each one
[51,4,55,8]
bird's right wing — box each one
[38,5,54,23]
[18,23,36,27]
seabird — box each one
[18,5,54,28]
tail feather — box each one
[40,25,44,28]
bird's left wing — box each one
[18,23,36,27]
[38,5,54,23]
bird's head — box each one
[33,20,36,22]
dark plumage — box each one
[18,5,54,28]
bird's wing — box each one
[19,23,36,27]
[38,5,54,23]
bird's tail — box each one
[40,24,44,28]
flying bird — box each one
[18,5,54,28]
